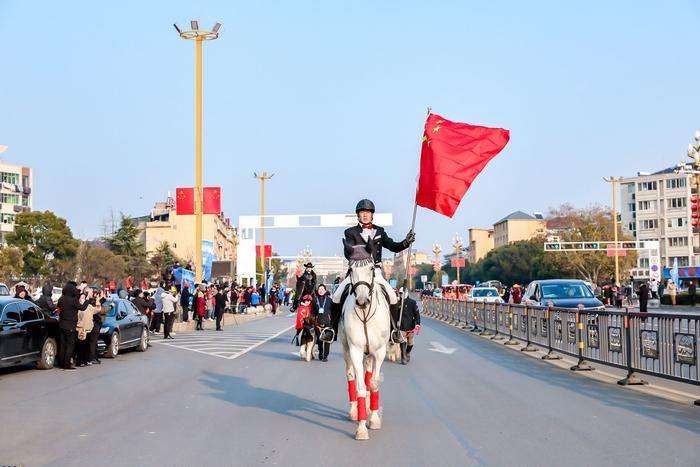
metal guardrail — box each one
[422,297,700,405]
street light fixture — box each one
[254,172,274,286]
[452,232,464,284]
[174,19,221,283]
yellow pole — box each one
[195,37,203,283]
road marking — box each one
[153,325,294,360]
[428,341,457,354]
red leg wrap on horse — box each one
[370,391,379,411]
[365,371,372,389]
[357,396,367,421]
[348,380,357,402]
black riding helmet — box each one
[355,199,375,213]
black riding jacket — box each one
[344,224,410,264]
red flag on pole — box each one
[203,187,221,214]
[176,187,195,215]
[415,113,510,218]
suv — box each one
[468,287,503,303]
[523,279,604,310]
[0,297,59,370]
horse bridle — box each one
[349,263,378,354]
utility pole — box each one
[604,176,624,286]
[254,172,274,287]
[174,20,221,283]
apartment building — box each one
[467,228,494,263]
[133,198,237,264]
[493,211,547,248]
[0,161,32,243]
[620,168,696,276]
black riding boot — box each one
[405,344,413,363]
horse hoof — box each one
[355,428,369,440]
[368,416,382,430]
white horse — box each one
[339,242,391,440]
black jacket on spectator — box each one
[131,295,148,314]
[36,283,57,314]
[57,282,89,331]
[311,292,332,327]
[391,296,420,331]
[180,287,192,309]
[214,291,228,312]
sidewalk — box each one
[171,310,272,332]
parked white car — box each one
[468,287,503,303]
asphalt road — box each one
[1,307,699,467]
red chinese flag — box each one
[416,113,510,218]
[203,187,222,214]
[176,187,195,215]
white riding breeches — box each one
[332,267,398,305]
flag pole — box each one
[395,106,430,343]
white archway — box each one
[236,213,393,285]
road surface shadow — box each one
[200,371,351,437]
[430,320,700,435]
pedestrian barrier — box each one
[422,297,700,405]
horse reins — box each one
[349,265,378,355]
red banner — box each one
[256,245,272,257]
[203,187,221,214]
[176,187,195,215]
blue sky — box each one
[2,0,699,257]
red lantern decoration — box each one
[692,204,699,211]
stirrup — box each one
[319,327,335,343]
[390,329,406,344]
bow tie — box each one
[361,224,374,230]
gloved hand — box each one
[405,230,416,244]
[414,324,422,335]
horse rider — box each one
[324,198,415,342]
[292,262,317,312]
[391,288,421,364]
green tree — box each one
[70,241,128,285]
[0,246,24,282]
[7,211,79,278]
[108,214,142,257]
[149,241,182,274]
[106,214,152,280]
[545,204,637,286]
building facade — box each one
[620,168,696,277]
[467,228,494,263]
[0,162,32,244]
[493,211,547,248]
[134,199,237,265]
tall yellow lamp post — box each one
[604,176,623,286]
[254,172,274,286]
[174,20,221,283]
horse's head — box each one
[344,239,375,309]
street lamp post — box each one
[604,176,623,286]
[678,131,700,265]
[174,20,221,283]
[254,172,274,286]
[432,241,442,287]
[452,232,464,284]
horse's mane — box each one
[348,258,374,268]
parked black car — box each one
[0,297,59,370]
[98,296,149,358]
